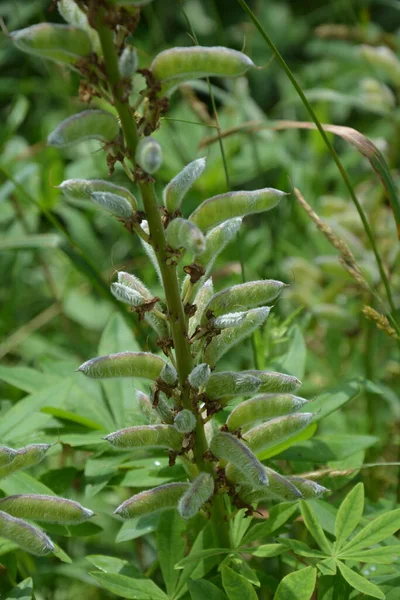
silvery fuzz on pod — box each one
[195,218,242,278]
[210,432,269,486]
[90,192,134,219]
[0,510,55,556]
[119,45,138,78]
[174,410,197,434]
[135,137,163,174]
[163,157,206,214]
[77,351,166,380]
[0,495,94,524]
[178,473,214,519]
[245,413,314,455]
[188,363,211,390]
[104,424,183,452]
[226,463,302,503]
[114,483,189,519]
[165,218,206,255]
[206,371,262,399]
[226,394,309,432]
[160,362,178,386]
[0,444,51,480]
[48,110,120,148]
[58,179,138,210]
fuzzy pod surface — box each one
[111,283,144,306]
[286,477,329,499]
[58,179,138,209]
[160,362,178,386]
[0,495,94,524]
[90,192,134,219]
[245,413,314,455]
[119,45,138,77]
[165,218,206,255]
[188,363,211,390]
[58,0,101,54]
[48,110,120,148]
[104,425,183,451]
[0,510,55,556]
[174,410,197,434]
[77,352,166,380]
[206,371,261,399]
[189,188,286,232]
[0,444,51,480]
[0,446,17,467]
[164,157,206,213]
[245,371,302,394]
[135,137,162,174]
[178,473,214,519]
[117,271,153,299]
[226,394,308,432]
[196,218,242,277]
[188,278,214,337]
[114,483,189,519]
[226,463,302,503]
[210,432,268,486]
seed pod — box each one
[155,394,175,424]
[359,45,400,87]
[111,283,144,307]
[189,188,286,232]
[139,221,162,283]
[204,307,270,366]
[151,46,255,86]
[11,23,92,65]
[210,432,268,486]
[246,371,302,394]
[136,390,152,419]
[117,271,153,299]
[77,352,166,381]
[114,482,189,519]
[196,218,242,278]
[174,410,197,434]
[160,362,178,386]
[188,278,214,337]
[48,110,120,148]
[226,394,308,432]
[0,444,51,480]
[0,446,17,467]
[104,424,183,451]
[58,179,138,210]
[0,495,94,524]
[206,372,261,400]
[201,280,285,324]
[0,511,55,556]
[135,137,162,174]
[178,473,214,520]
[226,463,302,502]
[58,0,100,54]
[165,218,206,255]
[188,363,211,390]
[91,192,134,219]
[245,413,314,455]
[163,157,206,214]
[286,477,329,499]
[119,45,138,78]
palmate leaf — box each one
[340,545,400,564]
[188,579,228,600]
[241,502,298,545]
[338,508,400,554]
[337,561,385,600]
[273,566,317,600]
[300,500,332,555]
[156,510,186,597]
[334,482,364,551]
[90,572,168,600]
[221,565,258,600]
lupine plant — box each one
[5,1,400,599]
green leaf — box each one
[52,544,72,563]
[273,566,317,600]
[317,558,337,576]
[241,502,298,545]
[188,579,228,600]
[221,565,258,600]
[257,423,317,460]
[175,548,234,569]
[245,543,287,557]
[340,545,400,564]
[0,234,61,250]
[337,561,385,600]
[278,538,328,558]
[300,500,332,555]
[0,366,60,394]
[334,482,364,551]
[86,555,143,578]
[5,577,33,599]
[279,434,378,462]
[67,522,103,537]
[339,508,400,554]
[41,407,105,430]
[116,514,160,543]
[277,326,306,380]
[90,572,168,600]
[301,381,359,423]
[157,510,186,596]
[0,472,55,497]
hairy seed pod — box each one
[188,278,214,337]
[210,311,248,330]
[178,473,214,519]
[245,413,314,455]
[139,221,162,283]
[77,352,166,381]
[110,283,144,307]
[0,444,51,480]
[58,179,138,210]
[0,447,17,467]
[189,188,287,232]
[174,410,197,434]
[165,218,206,255]
[48,110,119,148]
[119,45,138,78]
[0,511,55,556]
[188,363,211,390]
[0,495,94,524]
[286,477,329,499]
[160,363,178,386]
[201,280,285,323]
[151,46,254,86]
[204,308,270,366]
[155,395,175,424]
[11,23,92,65]
[226,463,302,502]
[114,482,189,519]
[58,0,100,54]
[164,157,206,214]
[245,371,302,394]
[104,424,183,451]
[135,136,162,174]
[136,390,152,419]
[226,394,308,432]
[206,372,261,400]
[210,432,268,486]
[117,271,153,299]
[91,192,134,219]
[196,218,242,278]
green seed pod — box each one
[160,362,178,386]
[178,473,214,520]
[0,494,94,524]
[0,446,17,467]
[201,280,285,324]
[11,23,92,66]
[246,371,302,394]
[165,218,206,255]
[211,311,248,330]
[139,221,162,283]
[359,45,400,87]
[226,463,302,502]
[245,413,314,455]
[163,157,206,214]
[204,307,270,366]
[136,390,152,419]
[111,283,144,307]
[91,192,134,219]
[151,46,255,86]
[189,188,286,232]
[155,394,175,425]
[0,444,51,480]
[196,218,242,278]
[188,278,214,337]
[210,432,268,486]
[135,137,162,174]
[286,477,329,499]
[0,511,55,556]
[77,352,166,381]
[58,179,138,210]
[206,372,261,400]
[119,45,138,78]
[174,410,197,434]
[118,271,153,299]
[48,110,120,148]
[226,394,308,432]
[104,424,183,451]
[188,363,211,390]
[58,0,101,54]
[114,482,189,519]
